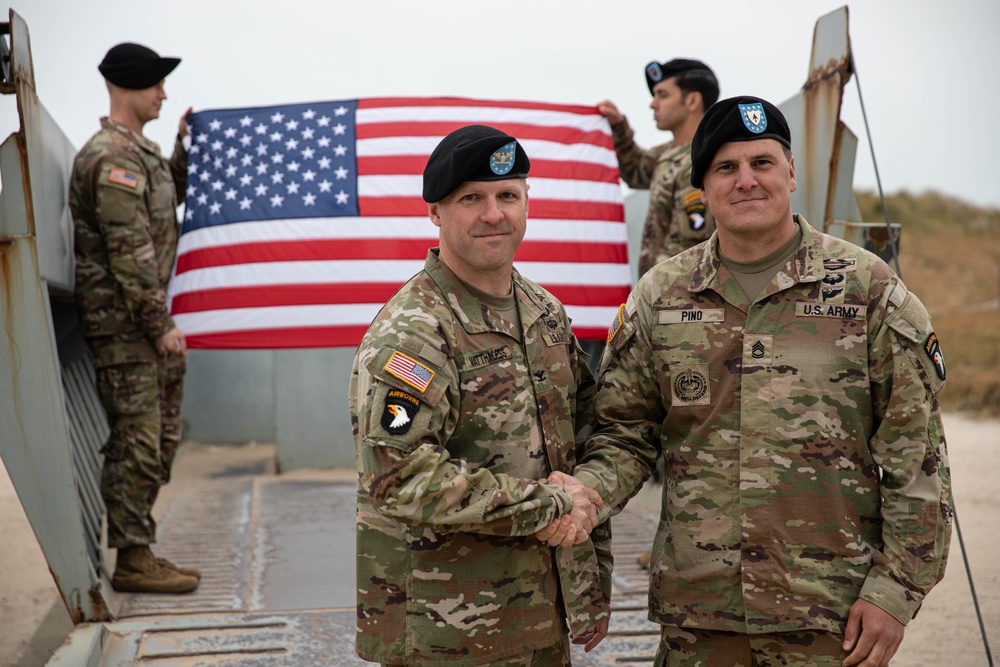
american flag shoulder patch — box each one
[108,166,140,189]
[607,304,626,344]
[384,351,435,393]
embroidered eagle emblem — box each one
[386,404,410,429]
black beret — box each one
[645,58,715,95]
[690,95,792,188]
[99,42,180,90]
[422,125,530,203]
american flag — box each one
[168,97,631,349]
[109,166,138,189]
[385,351,435,393]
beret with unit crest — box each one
[422,125,530,203]
[690,95,791,188]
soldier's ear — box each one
[685,90,703,113]
[428,203,442,228]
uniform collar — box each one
[663,139,692,158]
[100,117,161,156]
[690,214,823,293]
[424,248,549,336]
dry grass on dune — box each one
[856,189,1000,417]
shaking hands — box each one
[537,470,603,547]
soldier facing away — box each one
[599,58,720,278]
[70,42,199,593]
[541,97,952,666]
[350,124,610,665]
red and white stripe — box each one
[169,97,631,349]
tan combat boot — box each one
[112,546,199,593]
[156,555,202,581]
[637,552,651,569]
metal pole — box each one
[853,64,902,280]
[856,55,995,667]
[953,505,995,666]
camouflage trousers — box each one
[90,336,186,548]
[654,626,846,667]
[493,633,570,667]
[379,633,570,667]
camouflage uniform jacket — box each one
[70,117,188,350]
[575,216,951,634]
[351,249,611,666]
[610,118,715,276]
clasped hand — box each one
[536,470,602,547]
[155,326,187,356]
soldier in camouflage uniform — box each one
[598,59,720,277]
[351,125,611,666]
[70,42,199,594]
[542,97,952,666]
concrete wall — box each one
[180,348,356,470]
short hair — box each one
[674,69,720,111]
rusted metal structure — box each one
[782,5,900,260]
[0,8,112,624]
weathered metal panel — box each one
[783,5,852,229]
[274,347,355,470]
[0,138,28,235]
[809,5,851,78]
[0,223,107,622]
[180,349,276,445]
[43,623,104,667]
[5,10,74,292]
[23,99,75,291]
[0,9,112,623]
[62,354,110,567]
[830,122,862,223]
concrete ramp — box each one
[46,442,664,665]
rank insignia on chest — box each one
[382,389,421,435]
[384,351,435,393]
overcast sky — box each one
[3,0,999,209]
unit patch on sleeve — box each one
[382,389,422,435]
[683,190,707,231]
[607,304,626,344]
[384,351,435,393]
[107,166,140,189]
[924,332,946,380]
